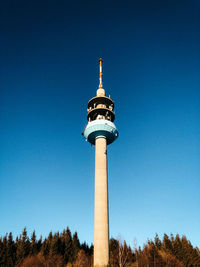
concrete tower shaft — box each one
[94,137,109,266]
[83,59,118,267]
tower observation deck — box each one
[83,59,118,267]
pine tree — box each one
[41,231,53,257]
[81,242,90,255]
[72,231,80,261]
[163,233,173,252]
[49,232,62,256]
[0,237,2,266]
[154,233,162,249]
[30,230,38,255]
[37,235,42,252]
[109,238,119,267]
[41,238,49,256]
[0,235,8,266]
[16,228,30,265]
[170,233,175,254]
[7,232,16,266]
[147,240,159,266]
[173,234,183,262]
[63,227,73,263]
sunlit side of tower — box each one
[83,59,118,267]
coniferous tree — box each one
[6,232,16,267]
[0,235,8,266]
[49,233,62,256]
[147,240,159,266]
[163,233,173,252]
[173,234,183,262]
[0,237,2,266]
[41,238,49,257]
[41,231,53,257]
[63,227,73,264]
[37,235,42,252]
[169,233,175,254]
[81,242,91,255]
[109,238,119,267]
[154,233,162,250]
[16,228,30,265]
[72,231,80,261]
[29,230,38,256]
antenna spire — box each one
[99,58,103,88]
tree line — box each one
[0,227,200,266]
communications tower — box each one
[83,59,118,267]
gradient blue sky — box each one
[0,0,200,248]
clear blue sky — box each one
[0,0,199,248]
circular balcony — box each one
[87,107,115,122]
[88,96,114,109]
